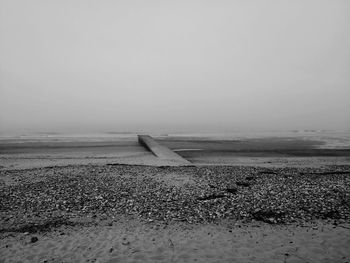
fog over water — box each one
[1,0,349,135]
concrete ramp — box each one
[138,135,192,166]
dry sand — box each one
[1,219,350,263]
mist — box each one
[1,0,349,134]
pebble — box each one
[31,236,38,243]
[0,165,349,233]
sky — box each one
[0,0,349,134]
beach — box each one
[1,132,350,262]
[2,217,349,263]
[2,0,349,261]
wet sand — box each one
[1,136,350,169]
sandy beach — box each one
[1,134,350,262]
[2,0,350,261]
[1,218,349,263]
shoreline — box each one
[1,136,350,170]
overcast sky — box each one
[1,0,349,134]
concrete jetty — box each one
[138,135,192,166]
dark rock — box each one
[252,210,285,224]
[236,181,250,187]
[31,236,38,243]
[226,187,238,194]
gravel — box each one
[0,164,349,232]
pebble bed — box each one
[0,164,349,232]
